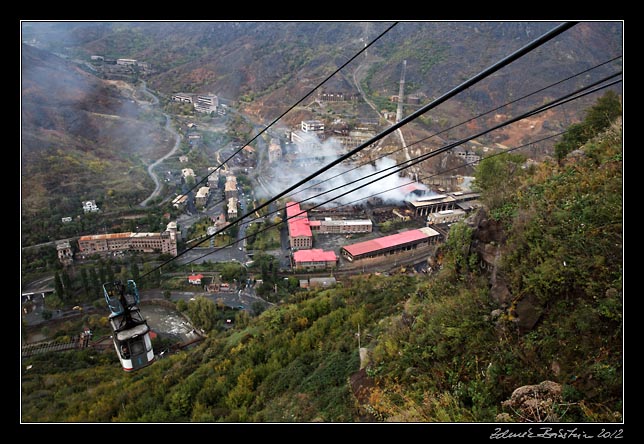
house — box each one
[188,274,204,285]
[172,194,188,209]
[195,186,210,208]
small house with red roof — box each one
[188,274,204,285]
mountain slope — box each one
[20,112,622,422]
[21,44,173,244]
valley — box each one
[19,21,623,426]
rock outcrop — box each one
[498,380,563,422]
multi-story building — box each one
[56,241,73,265]
[227,197,238,220]
[195,186,210,208]
[455,150,481,165]
[78,222,178,257]
[225,176,238,200]
[286,202,312,250]
[309,218,373,234]
[171,93,218,113]
[172,93,194,104]
[301,120,325,133]
[194,94,218,113]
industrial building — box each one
[407,191,481,217]
[292,249,338,270]
[171,93,218,114]
[340,227,441,262]
[286,202,313,249]
[427,209,467,225]
[407,194,456,216]
[78,222,178,257]
[301,120,325,133]
[309,218,373,234]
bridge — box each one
[21,289,54,303]
[21,331,94,358]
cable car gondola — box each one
[102,280,154,372]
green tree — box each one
[554,123,586,162]
[88,267,101,300]
[130,262,140,282]
[80,268,90,299]
[472,152,526,211]
[107,261,116,283]
[53,271,65,301]
[98,263,107,285]
[220,263,247,284]
[554,90,622,163]
[584,90,621,134]
[187,296,218,331]
[61,270,72,300]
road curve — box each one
[139,84,181,207]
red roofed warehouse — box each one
[341,227,441,262]
[293,249,338,270]
[286,202,313,249]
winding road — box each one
[137,82,182,207]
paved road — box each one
[139,84,181,207]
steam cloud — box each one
[258,131,417,207]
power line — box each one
[278,54,622,205]
[140,21,577,278]
[176,22,398,201]
[171,71,620,270]
[233,66,622,234]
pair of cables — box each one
[141,21,585,278]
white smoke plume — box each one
[258,131,416,207]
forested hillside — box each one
[21,94,622,423]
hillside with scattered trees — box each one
[21,94,622,423]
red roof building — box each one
[188,274,204,285]
[341,228,441,262]
[293,249,338,270]
[286,202,313,249]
